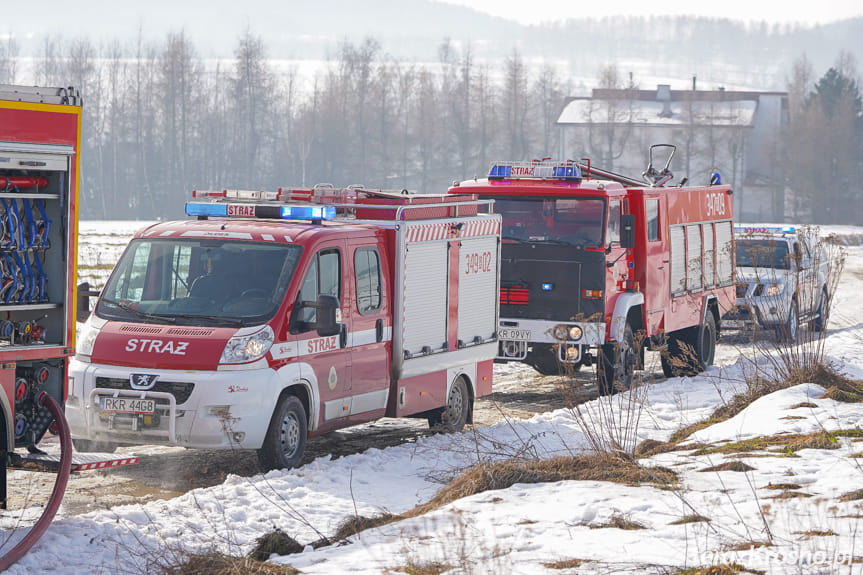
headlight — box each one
[569,326,583,341]
[553,325,569,340]
[220,325,274,364]
[765,284,784,297]
[75,320,101,360]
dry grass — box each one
[543,558,585,569]
[698,461,756,473]
[248,529,303,562]
[794,529,837,538]
[388,561,452,575]
[670,514,711,525]
[761,483,801,490]
[327,513,399,544]
[159,553,299,575]
[839,489,863,502]
[412,454,676,517]
[769,491,812,500]
[691,429,859,457]
[587,512,646,530]
[790,401,818,409]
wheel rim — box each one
[279,411,300,460]
[448,384,464,418]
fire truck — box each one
[449,145,736,393]
[66,187,501,469]
[0,85,138,569]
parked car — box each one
[723,225,831,342]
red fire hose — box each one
[0,392,73,571]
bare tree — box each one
[585,64,637,171]
[0,35,19,84]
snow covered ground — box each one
[1,223,862,574]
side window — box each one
[646,199,659,241]
[295,248,341,331]
[355,247,382,314]
[607,200,621,244]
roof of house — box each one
[556,86,773,127]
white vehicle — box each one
[723,225,831,342]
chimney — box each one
[692,75,697,91]
[657,84,672,118]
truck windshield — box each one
[96,238,303,326]
[493,197,606,248]
[736,239,790,270]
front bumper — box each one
[497,318,606,363]
[66,358,280,450]
[722,294,791,329]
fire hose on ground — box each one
[0,392,72,571]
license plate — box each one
[499,328,531,340]
[100,397,156,415]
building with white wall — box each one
[557,83,788,221]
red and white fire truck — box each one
[66,187,501,469]
[450,145,736,392]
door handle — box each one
[340,324,347,348]
[376,318,383,342]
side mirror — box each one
[315,294,341,337]
[76,282,98,321]
[620,214,636,249]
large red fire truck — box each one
[66,187,501,469]
[0,85,137,569]
[450,145,735,393]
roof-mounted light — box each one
[193,189,286,201]
[488,161,582,182]
[735,225,796,235]
[184,201,336,222]
[280,205,336,221]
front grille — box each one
[166,327,215,337]
[95,376,196,405]
[500,286,529,306]
[120,324,163,334]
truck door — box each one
[292,242,352,429]
[642,197,668,334]
[347,237,391,423]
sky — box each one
[441,0,863,26]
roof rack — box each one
[186,186,494,222]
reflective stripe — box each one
[268,327,392,361]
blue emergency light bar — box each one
[280,205,336,220]
[735,225,796,235]
[184,201,336,221]
[488,161,582,182]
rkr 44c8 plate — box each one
[100,396,156,415]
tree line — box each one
[1,32,567,220]
[1,32,861,224]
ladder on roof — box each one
[0,84,81,106]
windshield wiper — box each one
[167,313,245,327]
[100,297,176,323]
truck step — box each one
[7,451,139,473]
